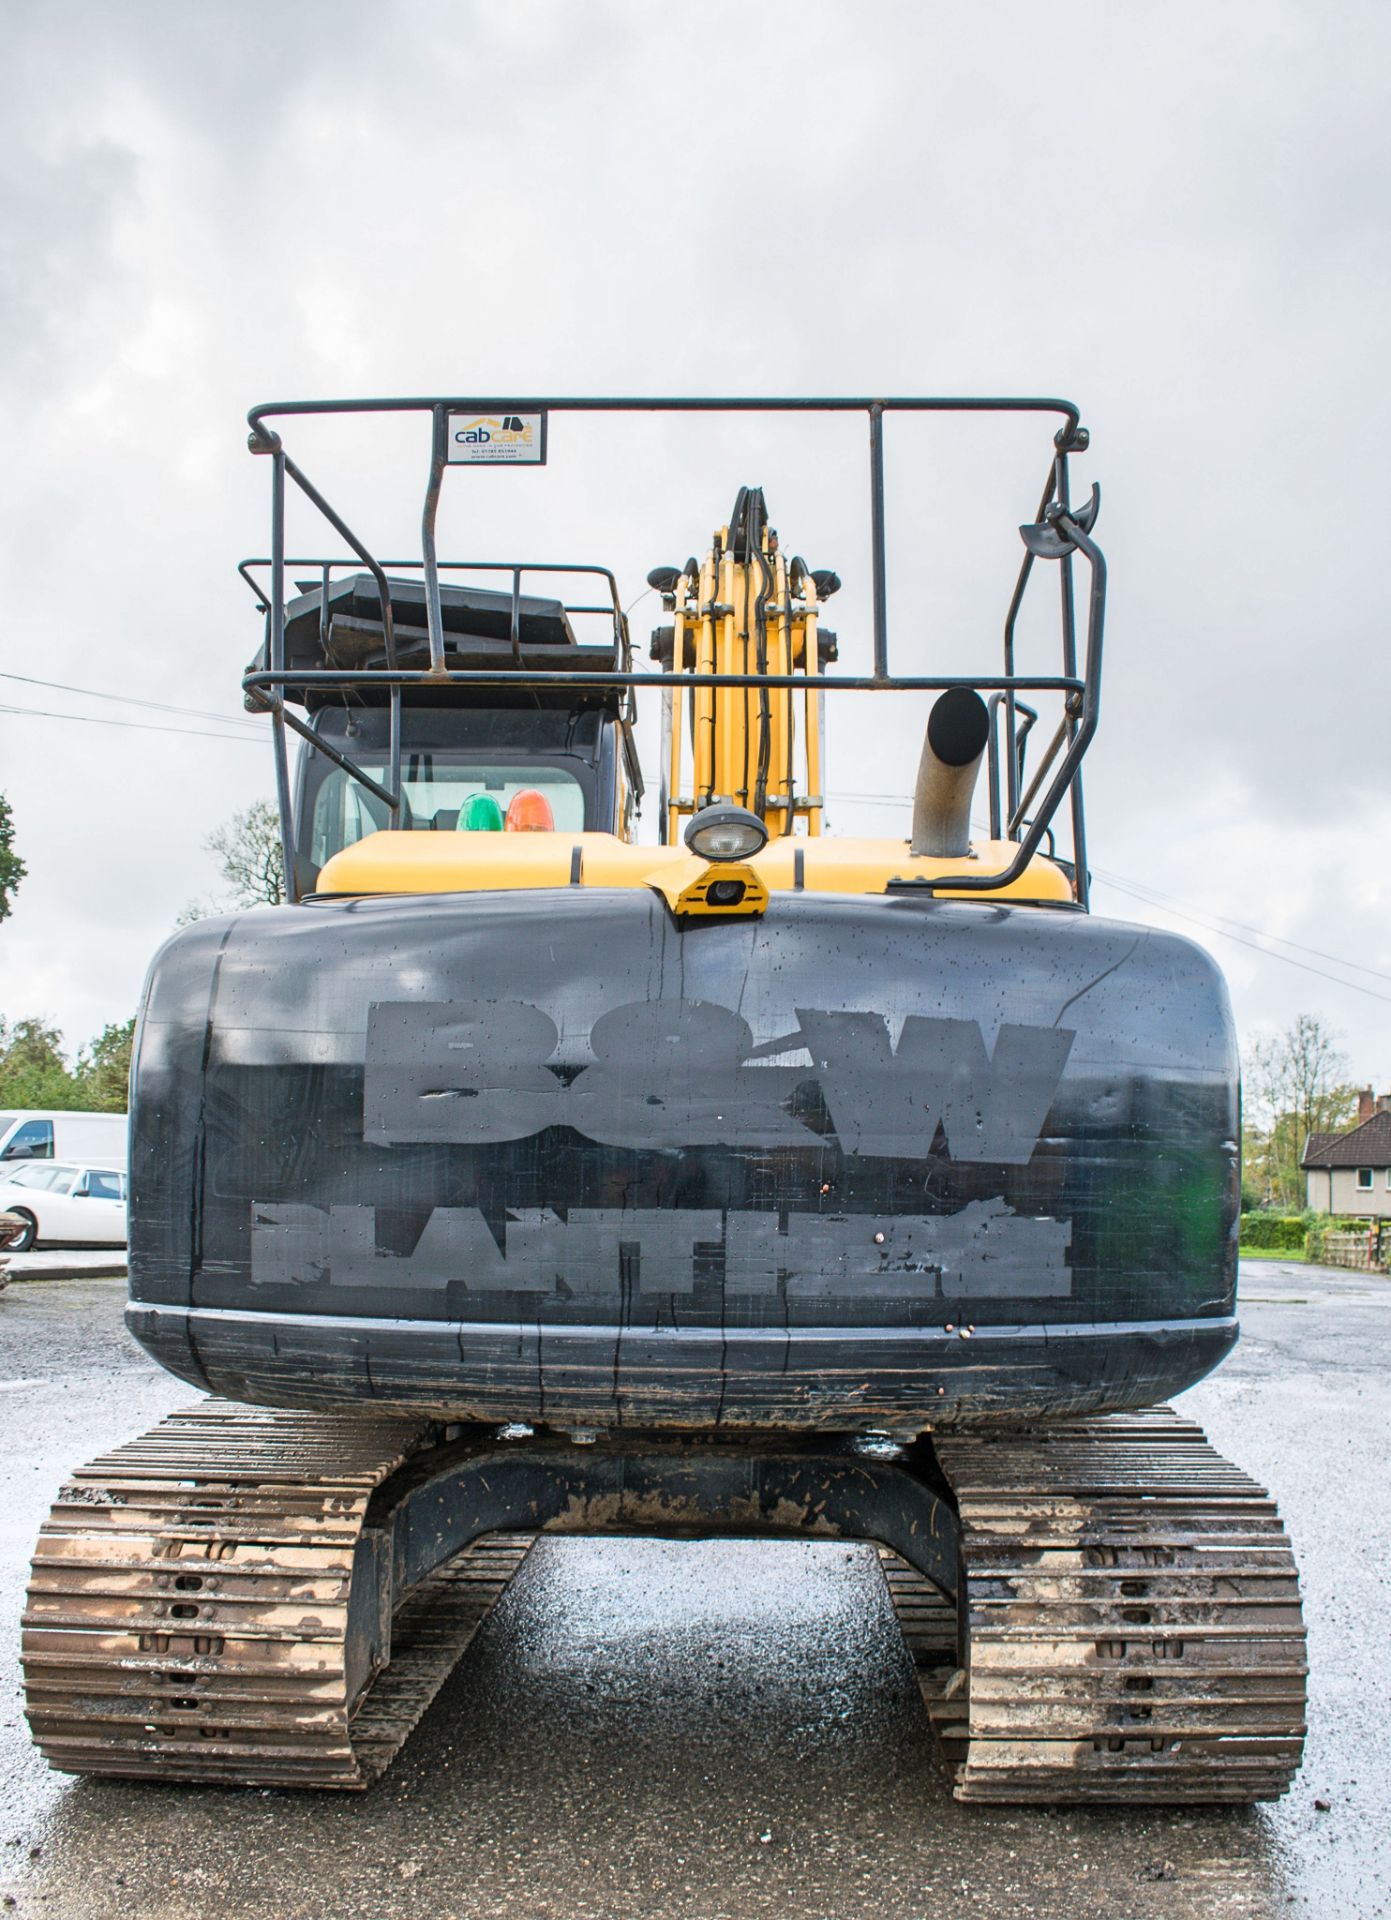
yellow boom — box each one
[662,487,825,846]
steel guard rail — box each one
[240,397,1105,906]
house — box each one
[1302,1088,1391,1217]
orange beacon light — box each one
[505,788,555,832]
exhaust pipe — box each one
[910,688,990,858]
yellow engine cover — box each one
[316,830,1073,912]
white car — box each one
[0,1163,128,1250]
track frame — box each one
[24,1403,1305,1803]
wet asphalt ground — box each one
[0,1264,1387,1920]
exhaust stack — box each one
[911,688,990,857]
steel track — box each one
[22,1404,533,1789]
[882,1407,1307,1803]
[24,1402,1306,1802]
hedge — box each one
[1238,1214,1308,1250]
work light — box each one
[683,805,769,862]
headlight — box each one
[684,805,769,862]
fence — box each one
[1320,1227,1389,1274]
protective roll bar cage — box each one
[242,397,1105,906]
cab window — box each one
[2,1120,54,1160]
[310,760,586,866]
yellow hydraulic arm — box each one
[661,487,827,846]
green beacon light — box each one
[458,793,505,831]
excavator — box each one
[21,397,1306,1803]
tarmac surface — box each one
[0,1262,1386,1920]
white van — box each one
[0,1111,128,1169]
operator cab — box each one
[298,705,634,867]
[247,571,642,889]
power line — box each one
[829,788,1391,1005]
[0,670,263,733]
[1090,868,1391,986]
[1093,873,1391,1007]
[0,703,263,746]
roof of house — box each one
[1301,1110,1391,1169]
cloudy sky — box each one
[1,0,1388,1088]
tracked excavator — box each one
[22,397,1306,1803]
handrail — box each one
[238,556,625,626]
[246,668,1084,695]
[248,394,1083,432]
[242,397,1100,903]
[937,509,1103,897]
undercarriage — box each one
[23,1404,1305,1802]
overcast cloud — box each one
[1,0,1388,1085]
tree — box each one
[0,1018,83,1109]
[1244,1015,1358,1210]
[206,799,285,910]
[0,792,25,922]
[75,1019,136,1112]
[0,1016,137,1114]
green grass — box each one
[1239,1244,1306,1262]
